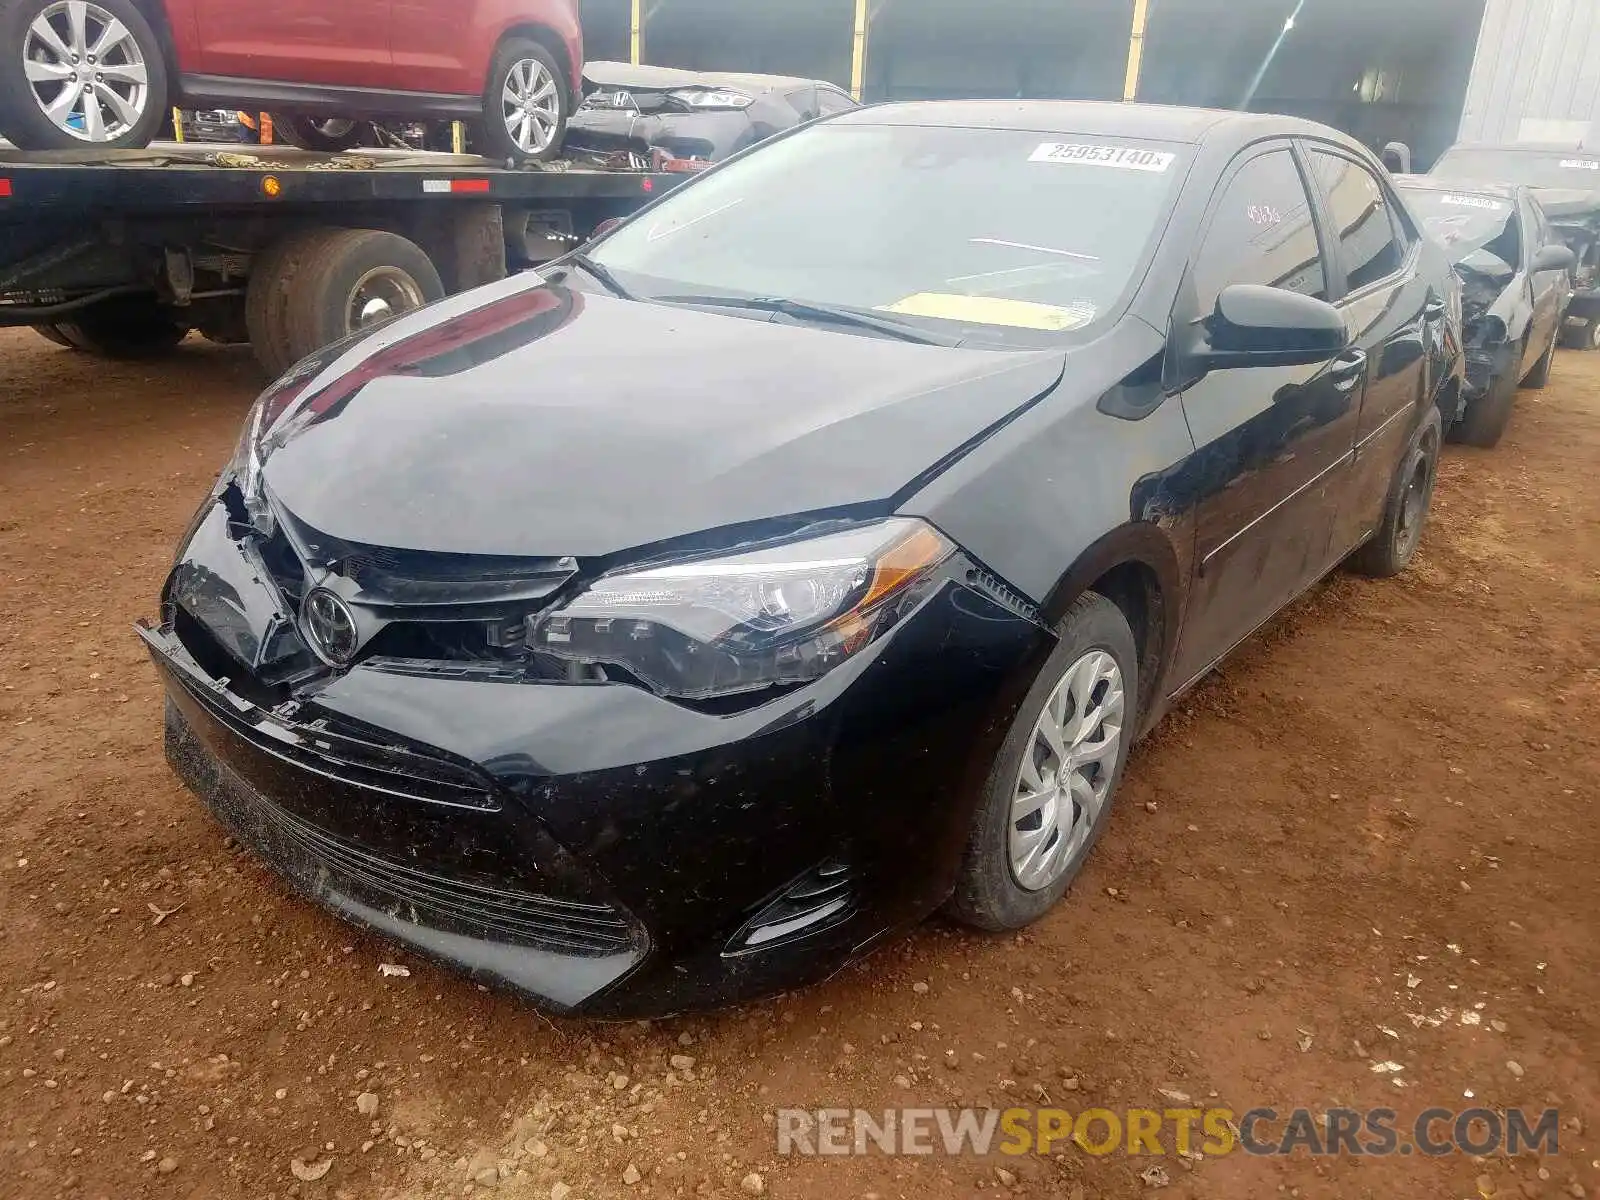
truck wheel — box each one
[479,39,569,164]
[1452,363,1520,449]
[53,297,187,357]
[283,229,443,358]
[31,323,73,348]
[0,0,168,150]
[271,116,370,153]
[245,229,336,378]
[1559,317,1600,351]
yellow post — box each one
[451,120,466,154]
[850,0,869,102]
[630,0,644,64]
[171,107,185,142]
[1123,0,1151,101]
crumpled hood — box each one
[257,274,1068,559]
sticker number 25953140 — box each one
[1029,143,1176,172]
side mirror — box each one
[1190,284,1349,372]
[1533,243,1576,273]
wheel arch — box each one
[498,23,575,98]
[1039,523,1186,735]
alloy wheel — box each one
[501,58,561,155]
[23,0,149,143]
[1008,649,1126,892]
[344,266,426,334]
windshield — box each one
[1400,188,1520,266]
[1432,148,1600,192]
[588,121,1188,345]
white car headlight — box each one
[529,519,954,700]
[669,88,755,110]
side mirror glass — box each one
[1533,243,1576,273]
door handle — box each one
[1328,349,1367,391]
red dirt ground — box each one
[2,326,1597,1200]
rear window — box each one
[1400,188,1520,267]
[1432,148,1600,191]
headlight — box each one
[529,519,954,700]
[668,87,754,110]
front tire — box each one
[0,0,168,151]
[478,39,568,164]
[947,592,1138,932]
[1451,359,1520,449]
[1349,406,1441,578]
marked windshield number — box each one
[1030,143,1175,173]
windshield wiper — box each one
[652,293,953,345]
[558,252,633,300]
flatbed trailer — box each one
[0,143,680,374]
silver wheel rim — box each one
[345,267,425,333]
[501,58,560,153]
[23,0,149,143]
[1009,649,1126,892]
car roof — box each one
[834,100,1361,149]
[1395,174,1519,200]
[582,61,841,95]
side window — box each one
[785,87,819,122]
[816,87,855,116]
[1191,148,1327,310]
[1308,151,1405,291]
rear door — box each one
[1303,146,1431,558]
[190,0,392,88]
[1169,143,1363,687]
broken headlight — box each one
[529,519,954,700]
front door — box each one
[1169,144,1363,689]
[191,0,392,90]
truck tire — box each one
[0,0,169,151]
[245,229,337,378]
[479,39,569,164]
[271,116,370,153]
[283,229,443,359]
[53,297,187,357]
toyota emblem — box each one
[302,588,359,665]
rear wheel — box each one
[947,592,1137,932]
[1559,316,1600,351]
[479,38,568,164]
[53,296,187,357]
[245,229,329,378]
[1349,407,1441,578]
[0,0,168,150]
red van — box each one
[0,0,582,161]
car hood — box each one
[257,274,1068,559]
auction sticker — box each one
[1560,159,1600,170]
[1030,142,1175,172]
[1442,194,1505,210]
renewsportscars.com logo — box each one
[775,1107,1562,1158]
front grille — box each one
[166,631,498,811]
[166,702,636,958]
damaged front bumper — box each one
[141,500,1048,1016]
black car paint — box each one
[566,62,854,165]
[143,102,1461,1016]
[1398,177,1567,400]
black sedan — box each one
[1397,176,1575,446]
[142,101,1462,1017]
[565,62,855,168]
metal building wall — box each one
[1458,0,1600,145]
